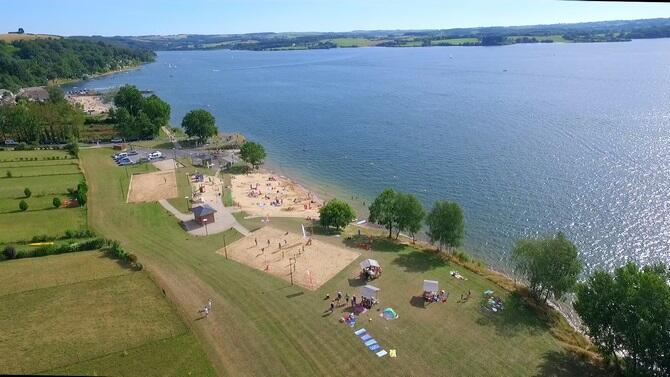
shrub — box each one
[63,229,95,239]
[3,245,17,260]
[134,262,143,271]
[31,234,51,243]
[19,200,28,211]
[53,197,61,208]
[24,187,31,198]
[5,171,11,178]
[127,253,138,263]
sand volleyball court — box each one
[218,226,359,290]
[230,173,322,218]
[127,170,178,203]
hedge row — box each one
[14,238,107,259]
[23,229,96,244]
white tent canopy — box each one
[360,284,380,299]
[423,280,439,293]
[360,259,380,269]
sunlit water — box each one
[66,39,670,273]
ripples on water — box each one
[66,40,670,273]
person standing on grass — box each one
[207,298,213,311]
[351,295,357,308]
[345,293,350,306]
[203,306,209,318]
[329,300,335,313]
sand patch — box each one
[127,170,178,203]
[218,226,359,290]
[230,173,322,219]
[152,159,183,171]
[67,94,111,115]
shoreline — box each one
[259,158,584,334]
[55,63,146,88]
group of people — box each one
[326,291,377,312]
[362,266,382,281]
[424,289,448,303]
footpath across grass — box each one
[0,251,215,376]
[80,147,605,377]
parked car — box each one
[149,151,162,159]
[111,138,123,144]
[127,151,138,156]
[113,152,128,161]
[4,139,19,145]
[117,157,134,166]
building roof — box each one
[193,204,217,217]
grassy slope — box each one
[0,208,87,243]
[0,251,214,376]
[431,37,479,45]
[0,33,59,42]
[81,147,602,377]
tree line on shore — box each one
[319,188,669,376]
[0,38,155,91]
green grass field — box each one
[325,38,381,47]
[0,251,215,376]
[0,150,87,243]
[431,37,479,45]
[80,147,603,377]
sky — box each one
[3,0,670,36]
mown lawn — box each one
[431,37,479,45]
[0,251,215,376]
[81,147,603,377]
[1,164,81,177]
[0,150,72,161]
[0,207,87,243]
[0,195,71,213]
[0,174,83,197]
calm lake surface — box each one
[68,39,670,272]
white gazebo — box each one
[360,259,380,270]
[423,279,439,294]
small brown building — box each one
[193,204,216,225]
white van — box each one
[148,151,163,160]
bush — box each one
[62,229,95,239]
[5,171,11,178]
[19,200,28,211]
[3,245,17,260]
[53,197,61,208]
[24,187,31,198]
[31,234,51,243]
[127,253,138,263]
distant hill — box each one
[0,33,60,42]
[0,38,155,91]
[78,17,670,51]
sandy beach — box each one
[67,93,111,115]
[230,172,322,219]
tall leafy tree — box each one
[512,233,582,301]
[319,199,355,230]
[395,193,425,241]
[239,141,266,169]
[368,188,399,238]
[426,200,464,252]
[114,85,144,117]
[181,109,217,142]
[575,263,670,376]
[142,94,171,129]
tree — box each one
[47,85,65,103]
[65,137,79,158]
[395,193,425,241]
[24,187,31,198]
[76,180,88,207]
[142,94,171,129]
[426,200,464,252]
[368,188,399,238]
[19,200,28,211]
[512,233,582,301]
[52,197,61,208]
[182,109,217,142]
[319,199,355,230]
[575,263,670,376]
[114,85,144,117]
[239,141,266,169]
[2,245,17,260]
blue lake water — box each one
[67,39,670,272]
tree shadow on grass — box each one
[534,351,610,377]
[342,235,405,253]
[475,291,549,338]
[392,250,447,272]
